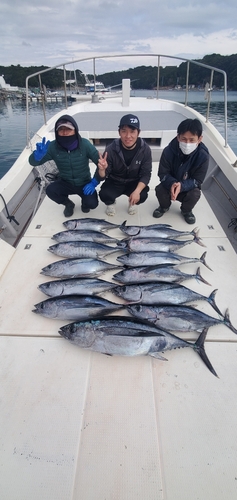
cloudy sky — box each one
[1,0,237,74]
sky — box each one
[1,0,237,76]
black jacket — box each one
[97,138,152,186]
[158,137,209,192]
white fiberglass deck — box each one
[0,165,237,500]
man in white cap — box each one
[93,114,152,216]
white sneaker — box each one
[128,204,137,215]
[106,203,116,216]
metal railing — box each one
[25,53,228,147]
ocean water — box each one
[1,90,237,179]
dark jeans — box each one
[99,179,149,205]
[155,183,201,212]
[46,179,98,210]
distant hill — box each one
[1,53,237,90]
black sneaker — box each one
[63,200,75,217]
[181,211,196,224]
[153,206,169,218]
[81,206,90,213]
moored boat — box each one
[0,54,237,499]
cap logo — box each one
[130,118,138,124]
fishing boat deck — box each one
[1,163,237,500]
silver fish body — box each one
[48,241,120,259]
[63,218,119,231]
[116,251,211,269]
[59,318,218,377]
[33,295,123,320]
[119,221,198,238]
[52,229,120,244]
[113,266,211,286]
[38,278,117,297]
[118,234,205,253]
[127,304,237,335]
[40,258,119,278]
[112,283,222,315]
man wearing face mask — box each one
[153,118,209,224]
[29,114,106,217]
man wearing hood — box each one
[29,114,106,217]
[153,118,209,224]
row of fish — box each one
[33,218,237,377]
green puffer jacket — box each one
[29,115,99,186]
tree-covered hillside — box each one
[1,53,237,90]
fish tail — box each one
[194,327,219,377]
[191,227,199,239]
[208,289,223,316]
[200,251,213,271]
[196,267,211,286]
[224,308,237,335]
[117,238,129,249]
[193,229,206,247]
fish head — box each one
[38,281,64,297]
[112,285,142,302]
[32,299,58,318]
[59,321,97,346]
[127,304,157,322]
[63,220,77,229]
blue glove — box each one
[33,137,50,161]
[83,178,99,195]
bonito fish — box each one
[127,304,237,335]
[119,221,201,238]
[38,278,117,297]
[48,241,121,259]
[117,251,211,269]
[33,295,123,320]
[41,258,120,278]
[52,229,120,244]
[112,283,222,315]
[59,317,218,377]
[113,266,211,285]
[63,218,120,231]
[117,234,206,253]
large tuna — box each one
[59,317,218,377]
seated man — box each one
[153,118,209,224]
[91,114,152,216]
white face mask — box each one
[179,141,198,155]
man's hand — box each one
[97,151,108,177]
[170,182,181,201]
[33,137,50,161]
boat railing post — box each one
[184,62,190,106]
[156,56,160,99]
[38,75,47,125]
[93,58,96,96]
[26,76,30,148]
[205,70,214,123]
[122,79,130,106]
[63,66,68,109]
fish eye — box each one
[135,305,142,312]
[122,286,126,291]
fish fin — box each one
[149,352,168,361]
[196,267,211,286]
[207,289,223,316]
[192,227,199,236]
[194,327,219,377]
[200,251,213,271]
[224,308,237,335]
[194,231,206,247]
